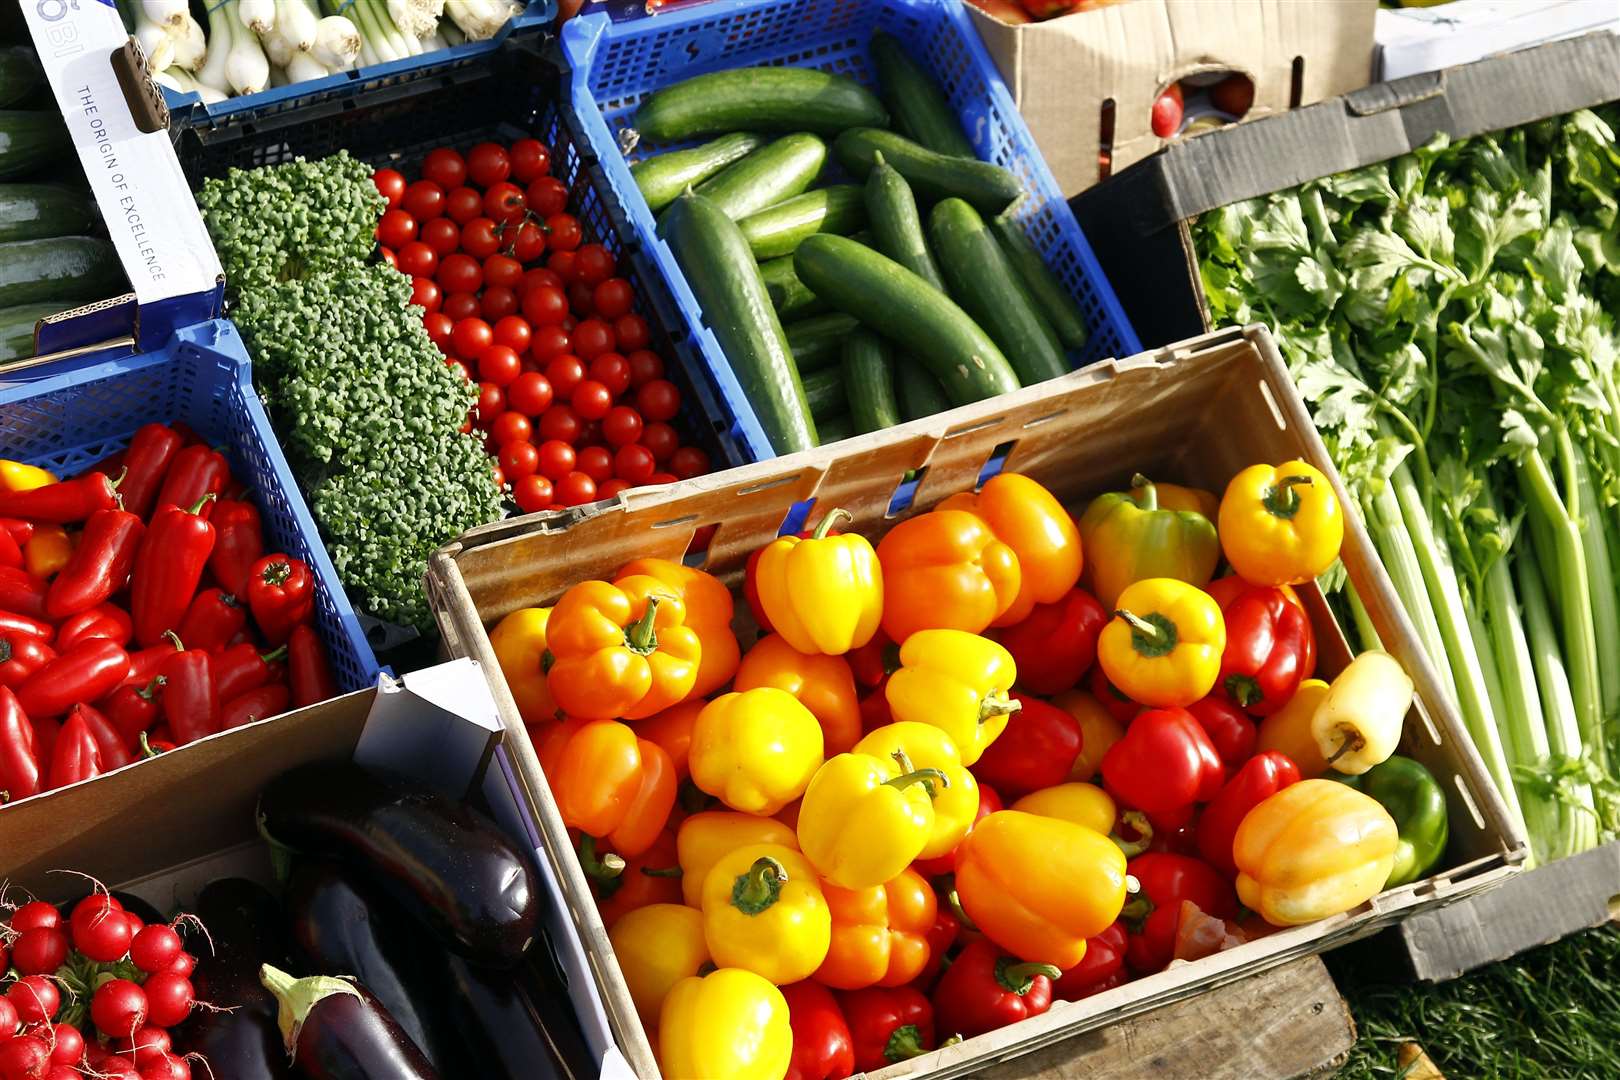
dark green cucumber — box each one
[895,353,951,421]
[0,48,43,108]
[928,198,1067,386]
[800,366,845,422]
[0,110,70,180]
[865,152,945,292]
[0,301,60,362]
[785,313,860,374]
[815,412,854,446]
[634,68,888,141]
[0,184,97,243]
[835,128,1021,213]
[660,192,816,454]
[793,234,1020,404]
[0,236,122,308]
[842,329,900,435]
[693,134,827,221]
[989,212,1090,351]
[759,255,825,320]
[631,133,766,213]
[870,33,975,159]
[738,186,865,260]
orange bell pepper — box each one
[546,576,702,720]
[814,867,937,990]
[639,699,704,780]
[938,473,1082,627]
[590,828,684,928]
[618,557,741,698]
[540,718,676,857]
[734,633,863,755]
[1053,689,1126,782]
[877,509,1021,643]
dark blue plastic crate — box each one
[0,319,381,694]
[561,0,1145,463]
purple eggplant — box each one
[260,964,441,1080]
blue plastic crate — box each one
[561,0,1145,462]
[0,319,381,694]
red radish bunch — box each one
[371,139,714,514]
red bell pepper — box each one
[1087,663,1139,724]
[208,499,264,598]
[0,687,40,802]
[221,683,290,730]
[215,643,286,703]
[932,939,1060,1039]
[971,692,1081,799]
[913,783,1002,877]
[1206,577,1313,716]
[0,519,34,547]
[1053,920,1126,1002]
[99,676,164,748]
[46,709,102,789]
[0,472,118,524]
[0,610,51,640]
[1122,853,1237,974]
[68,702,132,769]
[1100,707,1224,816]
[288,624,338,706]
[55,603,134,653]
[130,495,217,647]
[157,636,219,745]
[859,675,893,735]
[0,568,49,621]
[998,587,1108,696]
[782,981,855,1080]
[44,508,144,620]
[176,588,246,653]
[1185,695,1256,778]
[1194,750,1301,876]
[909,907,961,989]
[846,633,894,691]
[0,524,21,569]
[154,445,229,517]
[30,716,57,768]
[245,554,315,645]
[117,423,184,520]
[15,638,129,718]
[0,631,54,689]
[838,986,935,1074]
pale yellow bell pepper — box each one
[1312,651,1411,775]
[852,721,979,860]
[796,751,938,889]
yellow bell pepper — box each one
[609,903,709,1028]
[690,688,825,815]
[1078,474,1221,609]
[1097,578,1225,708]
[1234,779,1399,926]
[488,607,556,725]
[677,811,800,908]
[1218,460,1345,586]
[885,629,1018,766]
[23,525,72,580]
[0,460,56,493]
[1131,478,1219,520]
[1312,651,1412,775]
[754,508,882,656]
[659,968,791,1080]
[1011,782,1116,835]
[734,633,863,754]
[852,722,978,860]
[1257,678,1332,777]
[1053,690,1126,782]
[701,844,831,984]
[796,751,941,889]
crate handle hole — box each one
[1022,411,1063,430]
[1258,379,1288,430]
[1099,97,1116,183]
[976,441,1017,490]
[1290,56,1305,109]
[886,467,929,519]
[778,498,816,537]
[1452,774,1486,832]
[653,513,700,530]
[683,523,720,568]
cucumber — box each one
[0,237,123,308]
[870,33,975,159]
[815,412,854,446]
[0,302,61,363]
[842,329,900,435]
[634,68,889,141]
[835,128,1021,213]
[0,48,43,108]
[785,313,860,374]
[0,184,97,243]
[0,110,70,180]
[660,192,816,454]
[928,198,1068,386]
[631,133,766,213]
[865,152,946,292]
[800,366,845,421]
[759,255,825,320]
[693,134,827,221]
[738,186,865,260]
[990,212,1090,351]
[895,354,951,421]
[795,234,1020,405]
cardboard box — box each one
[427,324,1525,1079]
[967,0,1378,197]
[1375,0,1620,82]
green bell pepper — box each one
[1328,754,1448,887]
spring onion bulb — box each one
[238,0,277,34]
[278,0,320,50]
[311,15,361,70]
[224,9,271,94]
[285,49,330,83]
[169,12,207,71]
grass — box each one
[1328,925,1620,1078]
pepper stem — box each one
[261,645,289,664]
[730,856,787,916]
[1116,609,1179,658]
[1224,674,1263,708]
[623,596,663,655]
[163,630,185,652]
[944,879,977,931]
[576,835,626,882]
[1262,475,1313,520]
[884,1024,927,1064]
[0,641,11,665]
[138,732,162,759]
[261,559,292,587]
[1110,809,1154,858]
[812,508,851,540]
[978,690,1021,723]
[1325,730,1364,767]
[995,957,1063,995]
[1119,896,1155,931]
[1131,473,1158,511]
[185,493,217,516]
[885,767,951,795]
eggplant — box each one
[432,951,589,1080]
[286,861,462,1071]
[259,763,538,969]
[259,964,441,1080]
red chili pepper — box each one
[117,640,180,691]
[245,554,315,646]
[1122,853,1237,974]
[1185,695,1257,779]
[913,782,1002,878]
[909,907,961,990]
[55,603,134,653]
[0,610,52,640]
[932,938,1059,1039]
[0,472,119,524]
[142,728,177,756]
[0,631,54,689]
[15,638,130,718]
[176,588,246,653]
[157,635,219,745]
[1204,577,1314,715]
[44,509,144,621]
[1087,663,1140,724]
[781,980,855,1080]
[998,587,1108,696]
[0,687,40,802]
[30,716,57,768]
[207,499,264,598]
[838,986,935,1074]
[0,519,34,547]
[46,709,102,789]
[0,568,49,621]
[0,525,21,570]
[1053,920,1127,1002]
[116,423,184,520]
[130,495,217,647]
[154,445,229,517]
[90,448,126,476]
[220,683,289,730]
[1195,750,1301,876]
[971,691,1082,800]
[215,643,286,703]
[98,676,164,748]
[287,623,338,706]
[1100,707,1225,816]
[67,702,132,770]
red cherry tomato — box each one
[467,142,512,188]
[524,267,564,294]
[545,213,583,252]
[547,249,577,280]
[492,466,507,490]
[588,353,632,397]
[380,247,397,269]
[671,446,710,479]
[373,168,406,207]
[446,358,473,382]
[484,253,524,289]
[626,349,664,387]
[1151,82,1185,139]
[437,252,484,295]
[545,355,585,396]
[451,317,494,358]
[510,139,551,183]
[537,439,576,481]
[460,218,501,260]
[615,315,652,353]
[530,324,571,361]
[527,176,569,217]
[420,216,460,257]
[513,474,554,513]
[538,405,582,444]
[572,319,615,360]
[481,286,518,321]
[639,420,679,462]
[636,379,681,422]
[510,221,546,264]
[476,381,504,422]
[376,208,417,249]
[479,344,523,388]
[422,147,468,190]
[593,278,634,320]
[567,280,596,317]
[409,276,441,313]
[522,285,569,327]
[601,405,643,447]
[572,243,615,286]
[614,443,656,484]
[572,380,613,421]
[396,241,437,278]
[491,411,533,446]
[484,182,526,223]
[498,440,540,481]
[445,185,483,225]
[493,315,532,354]
[403,179,447,221]
[576,446,613,484]
[507,372,554,416]
[424,311,454,350]
[442,292,480,322]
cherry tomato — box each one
[451,317,494,358]
[481,287,516,321]
[598,478,630,499]
[417,218,457,258]
[484,182,526,223]
[492,466,506,490]
[538,405,582,444]
[376,208,417,249]
[547,249,577,280]
[510,221,546,264]
[537,439,576,481]
[396,241,437,278]
[403,179,447,221]
[522,285,569,327]
[442,292,480,322]
[513,474,554,513]
[510,139,551,183]
[446,358,473,382]
[527,176,569,217]
[479,344,523,388]
[671,446,710,479]
[649,471,679,485]
[380,247,397,269]
[524,267,564,294]
[373,168,406,207]
[409,276,441,313]
[572,380,613,421]
[446,185,483,225]
[545,355,585,396]
[636,379,681,422]
[576,445,614,484]
[567,280,596,317]
[545,213,583,252]
[601,404,643,447]
[613,443,656,484]
[498,440,540,481]
[577,419,602,447]
[493,315,532,354]
[588,353,632,397]
[484,253,523,289]
[508,372,554,416]
[422,147,468,190]
[639,420,678,462]
[572,243,615,286]
[531,323,571,361]
[476,381,504,422]
[615,315,652,353]
[490,412,533,447]
[556,471,598,507]
[626,349,663,387]
[593,278,634,320]
[424,311,454,350]
[572,319,615,360]
[437,252,484,295]
[460,217,501,259]
[467,142,512,188]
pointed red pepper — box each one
[287,624,338,706]
[157,633,219,746]
[46,709,102,789]
[44,508,144,621]
[0,472,119,524]
[29,716,57,768]
[838,986,936,1075]
[1185,694,1257,779]
[55,603,134,653]
[245,554,314,646]
[207,499,264,598]
[1195,750,1301,876]
[215,643,286,703]
[1122,853,1237,975]
[67,702,132,769]
[116,423,184,520]
[98,676,165,748]
[130,495,217,647]
[0,524,21,570]
[0,568,49,621]
[221,683,290,730]
[176,588,247,653]
[1053,920,1127,1002]
[932,938,1060,1039]
[0,610,52,640]
[0,519,34,548]
[154,446,229,518]
[970,691,1082,800]
[0,631,54,689]
[997,587,1108,696]
[115,639,180,693]
[15,638,130,718]
[0,687,40,802]
[781,981,855,1080]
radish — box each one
[8,902,59,934]
[141,973,194,1030]
[10,929,66,976]
[139,1052,191,1080]
[114,1024,170,1069]
[43,1022,82,1066]
[0,997,17,1036]
[7,977,58,1026]
[130,924,183,975]
[0,1033,48,1080]
[91,980,147,1042]
[71,893,132,963]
